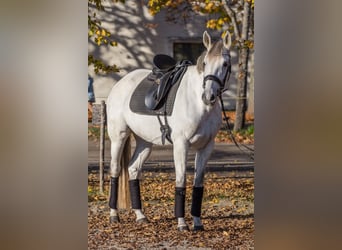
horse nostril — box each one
[202,92,216,105]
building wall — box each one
[88,0,244,110]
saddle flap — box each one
[144,83,158,110]
[144,72,173,110]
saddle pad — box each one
[129,71,186,116]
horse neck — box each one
[181,66,213,112]
[183,66,203,99]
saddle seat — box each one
[145,54,191,110]
[153,54,177,72]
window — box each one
[173,42,205,64]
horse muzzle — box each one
[202,92,217,106]
[202,75,223,106]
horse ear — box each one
[203,31,211,50]
[223,31,231,49]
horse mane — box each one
[196,40,225,73]
[196,51,206,73]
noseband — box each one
[202,64,231,91]
[203,75,224,89]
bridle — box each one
[202,53,232,92]
[202,64,231,92]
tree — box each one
[221,0,253,131]
[147,0,254,131]
[88,0,123,74]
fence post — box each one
[99,100,106,194]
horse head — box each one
[199,31,232,106]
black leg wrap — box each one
[191,186,204,217]
[175,187,186,218]
[129,179,142,209]
[109,177,119,209]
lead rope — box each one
[219,95,254,161]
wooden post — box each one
[99,100,106,194]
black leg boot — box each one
[191,186,204,231]
[129,179,142,209]
[109,177,119,223]
[175,187,189,231]
[129,179,147,223]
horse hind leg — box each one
[128,136,152,223]
[108,126,130,223]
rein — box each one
[218,93,254,160]
[205,62,254,160]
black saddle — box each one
[145,55,192,110]
[153,54,177,72]
[129,55,192,145]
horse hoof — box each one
[177,225,190,231]
[136,217,148,224]
[109,216,120,223]
[193,225,204,231]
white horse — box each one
[106,31,232,231]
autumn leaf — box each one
[88,170,254,249]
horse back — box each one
[107,69,150,105]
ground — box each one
[88,172,254,249]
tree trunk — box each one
[247,51,254,117]
[234,1,251,131]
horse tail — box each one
[117,136,131,209]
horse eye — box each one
[203,62,206,67]
[223,62,228,67]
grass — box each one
[88,125,109,139]
[239,124,254,136]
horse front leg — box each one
[192,140,215,231]
[173,140,189,231]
